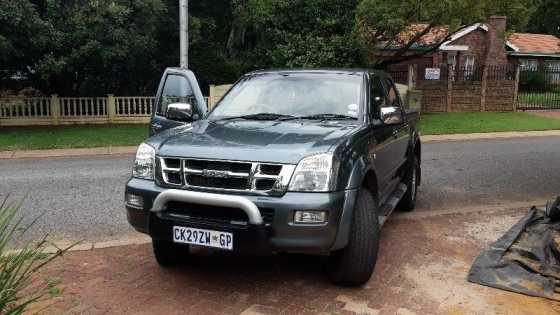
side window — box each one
[158,74,198,115]
[382,79,401,108]
[370,75,385,117]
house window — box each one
[546,61,560,82]
[547,61,560,71]
[520,59,539,71]
[447,54,456,67]
[447,54,456,81]
[464,55,475,79]
[464,55,475,68]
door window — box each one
[158,74,198,115]
[382,79,402,108]
[370,75,385,117]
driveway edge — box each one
[0,145,138,159]
[422,129,560,142]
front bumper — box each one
[125,178,358,254]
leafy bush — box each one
[0,197,74,314]
[519,71,550,92]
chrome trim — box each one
[160,157,182,186]
[158,157,296,196]
[151,189,263,225]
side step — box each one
[378,183,407,226]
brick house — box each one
[380,16,560,73]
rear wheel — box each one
[398,155,419,212]
[152,239,188,267]
[326,188,379,286]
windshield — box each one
[208,72,363,120]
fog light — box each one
[126,193,144,209]
[294,211,327,224]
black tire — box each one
[398,155,419,212]
[152,239,188,267]
[326,188,380,286]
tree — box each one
[0,0,547,95]
[527,0,560,37]
[0,1,53,91]
[355,0,537,67]
[0,0,243,95]
[232,0,363,68]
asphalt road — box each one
[1,136,559,243]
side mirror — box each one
[380,106,403,125]
[166,103,193,122]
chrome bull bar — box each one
[150,189,263,225]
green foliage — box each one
[527,0,560,37]
[0,0,548,95]
[0,124,149,151]
[481,0,537,31]
[420,112,560,135]
[0,1,53,90]
[238,0,362,68]
[0,197,75,314]
[519,71,552,91]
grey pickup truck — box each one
[125,68,421,286]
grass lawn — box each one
[0,124,149,151]
[420,112,560,135]
[2,113,560,151]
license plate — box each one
[172,226,233,250]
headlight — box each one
[288,153,338,192]
[132,143,155,180]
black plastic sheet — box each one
[468,197,560,300]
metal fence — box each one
[517,68,560,110]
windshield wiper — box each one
[282,114,357,121]
[216,113,295,121]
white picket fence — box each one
[0,95,211,126]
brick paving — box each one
[31,207,560,314]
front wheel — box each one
[326,188,380,286]
[398,155,419,212]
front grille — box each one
[165,201,275,225]
[159,157,296,196]
[187,175,248,190]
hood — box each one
[147,119,359,164]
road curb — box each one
[0,146,137,159]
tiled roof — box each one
[392,24,450,47]
[507,33,560,55]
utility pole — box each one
[179,0,188,68]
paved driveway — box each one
[1,136,560,244]
[34,207,560,314]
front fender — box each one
[331,156,377,250]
